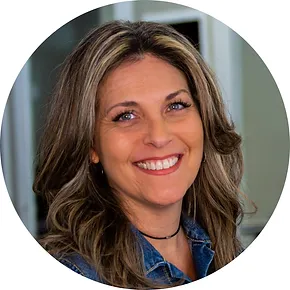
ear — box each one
[90,149,100,164]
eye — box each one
[167,101,191,112]
[113,111,136,122]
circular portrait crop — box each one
[1,1,289,289]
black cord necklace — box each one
[138,221,181,240]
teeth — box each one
[156,161,162,170]
[137,156,179,171]
[163,159,170,169]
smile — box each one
[134,154,183,175]
[136,156,179,170]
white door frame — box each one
[1,60,36,237]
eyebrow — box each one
[106,89,190,114]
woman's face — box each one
[92,54,204,211]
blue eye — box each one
[168,101,191,111]
[113,111,135,122]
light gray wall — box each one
[134,1,190,18]
[99,3,114,23]
[241,40,289,225]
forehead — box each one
[98,54,189,104]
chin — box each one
[147,191,185,208]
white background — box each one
[0,0,289,289]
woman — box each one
[33,20,244,288]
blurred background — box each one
[1,1,289,249]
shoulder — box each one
[55,252,103,283]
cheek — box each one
[99,131,134,164]
[192,116,204,143]
[180,117,204,146]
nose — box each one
[143,117,173,148]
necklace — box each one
[138,221,181,240]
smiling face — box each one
[92,54,204,213]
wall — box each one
[241,40,289,226]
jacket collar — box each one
[131,213,213,274]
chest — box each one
[162,239,197,281]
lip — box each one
[134,154,183,176]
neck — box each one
[124,200,184,250]
[138,218,181,240]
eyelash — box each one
[112,110,135,122]
[167,100,192,111]
[112,100,192,122]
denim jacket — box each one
[58,214,215,286]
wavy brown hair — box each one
[33,20,245,288]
